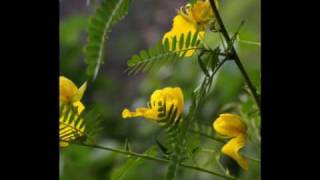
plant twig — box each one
[209,0,261,112]
[64,141,238,180]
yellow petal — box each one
[190,0,214,26]
[213,113,247,138]
[122,87,185,124]
[73,101,85,114]
[150,87,184,120]
[221,135,248,170]
[162,15,204,57]
[122,108,158,121]
[60,76,79,103]
[73,81,87,102]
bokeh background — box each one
[60,0,260,179]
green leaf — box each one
[172,36,177,51]
[210,47,220,71]
[84,0,132,80]
[59,105,86,144]
[124,138,131,152]
[185,31,191,48]
[110,146,158,180]
[198,55,210,77]
[156,139,170,155]
[178,33,185,50]
[191,30,199,46]
[188,0,197,4]
[126,31,201,75]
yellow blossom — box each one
[162,0,217,56]
[213,113,247,138]
[122,87,184,124]
[213,113,248,170]
[59,76,87,147]
[221,135,248,170]
[60,76,87,105]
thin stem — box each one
[209,0,261,112]
[218,33,227,50]
[199,149,216,153]
[68,141,167,162]
[238,39,261,47]
[200,147,261,163]
[65,141,237,180]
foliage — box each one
[126,31,201,75]
[60,0,261,179]
[84,0,132,79]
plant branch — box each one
[209,0,261,112]
[65,141,237,180]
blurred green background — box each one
[60,0,260,179]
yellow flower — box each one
[122,87,184,124]
[213,113,248,170]
[59,76,87,147]
[213,113,247,138]
[60,76,87,105]
[221,134,248,171]
[190,0,215,28]
[162,0,217,56]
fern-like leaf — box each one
[126,31,201,75]
[59,105,86,145]
[155,101,184,180]
[84,0,132,80]
[59,105,102,146]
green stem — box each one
[238,39,261,46]
[200,148,261,163]
[209,0,261,112]
[65,141,237,180]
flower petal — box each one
[150,87,184,121]
[73,101,85,114]
[221,135,249,170]
[162,15,204,57]
[122,87,185,124]
[162,87,184,116]
[73,81,87,102]
[122,108,158,121]
[60,76,79,103]
[190,0,214,26]
[213,113,247,138]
